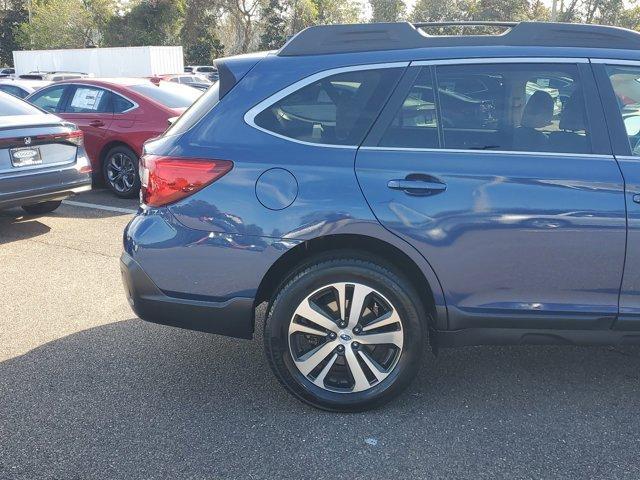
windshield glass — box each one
[129,82,201,108]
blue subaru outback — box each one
[122,21,640,410]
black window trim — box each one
[362,56,613,158]
[244,61,411,149]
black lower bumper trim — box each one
[120,252,254,339]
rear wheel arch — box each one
[254,233,443,333]
[98,140,137,173]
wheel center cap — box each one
[339,331,352,342]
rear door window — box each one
[437,63,590,153]
[65,86,111,113]
[379,68,439,148]
[253,68,403,146]
[378,63,591,154]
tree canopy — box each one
[2,0,640,66]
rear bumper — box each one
[0,162,92,209]
[120,251,255,339]
[0,183,91,209]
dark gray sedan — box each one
[0,91,91,214]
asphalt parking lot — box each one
[2,189,640,480]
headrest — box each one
[521,90,554,129]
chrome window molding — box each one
[614,155,640,161]
[412,57,590,66]
[244,62,410,149]
[360,146,612,159]
[590,58,640,66]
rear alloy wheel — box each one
[265,257,425,411]
[21,200,62,215]
[103,146,140,198]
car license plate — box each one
[10,146,42,167]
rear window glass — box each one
[254,68,402,146]
[164,82,220,136]
[0,90,44,116]
[129,82,201,108]
[0,84,28,99]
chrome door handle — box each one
[89,120,105,127]
[387,179,447,196]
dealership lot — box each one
[1,191,640,479]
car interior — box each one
[255,64,591,155]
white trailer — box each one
[12,46,184,78]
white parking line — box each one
[62,200,138,214]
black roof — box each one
[278,21,640,56]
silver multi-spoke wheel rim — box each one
[288,282,404,393]
[106,153,136,193]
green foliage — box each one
[369,0,406,22]
[474,0,531,21]
[290,0,318,34]
[18,0,103,49]
[103,0,185,47]
[410,0,473,22]
[259,0,287,50]
[5,0,640,66]
[181,0,224,62]
[0,0,27,65]
[314,0,362,24]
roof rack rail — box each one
[278,21,640,57]
[413,21,518,28]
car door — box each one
[356,59,626,331]
[593,60,640,330]
[60,85,114,165]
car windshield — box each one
[0,91,43,116]
[129,82,201,108]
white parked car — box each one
[0,79,51,99]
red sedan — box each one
[26,78,201,197]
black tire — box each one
[102,145,140,198]
[21,200,62,215]
[264,255,425,412]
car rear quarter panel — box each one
[133,54,447,319]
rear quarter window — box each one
[252,67,403,146]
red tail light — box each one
[140,155,233,207]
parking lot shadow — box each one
[1,318,640,479]
[0,211,51,245]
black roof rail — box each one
[278,21,640,57]
[413,21,518,28]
